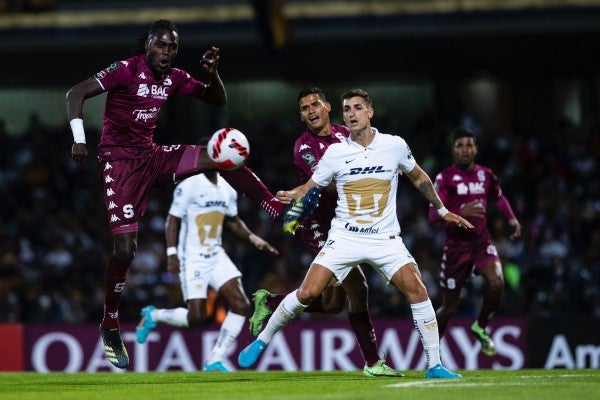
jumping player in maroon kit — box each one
[249,87,401,376]
[428,127,522,356]
[66,19,282,369]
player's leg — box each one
[204,278,250,372]
[340,266,402,377]
[220,166,283,219]
[98,153,158,369]
[377,237,459,378]
[320,284,346,314]
[239,264,335,368]
[248,221,329,336]
[390,262,460,379]
[471,259,503,356]
[435,290,461,338]
[99,231,136,369]
[202,254,248,371]
[167,145,283,219]
[199,143,283,219]
[136,264,207,343]
[435,245,473,337]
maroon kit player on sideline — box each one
[65,19,282,369]
[248,87,401,376]
[428,127,522,356]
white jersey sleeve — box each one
[311,141,341,188]
[168,177,196,218]
[395,135,416,174]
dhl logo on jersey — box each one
[349,166,385,175]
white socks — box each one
[152,307,189,328]
[257,289,307,344]
[206,312,246,364]
[411,299,442,368]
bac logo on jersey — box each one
[151,85,169,98]
[457,181,485,195]
[136,84,169,99]
[349,166,385,175]
[302,152,317,167]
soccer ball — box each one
[207,127,250,170]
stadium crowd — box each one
[0,111,598,325]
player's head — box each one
[133,19,179,76]
[298,87,332,135]
[341,89,374,132]
[451,127,477,168]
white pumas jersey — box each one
[312,128,416,239]
[168,174,237,260]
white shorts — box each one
[313,230,416,286]
[179,247,242,301]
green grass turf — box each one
[0,369,598,400]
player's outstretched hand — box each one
[249,234,279,255]
[71,143,88,166]
[201,46,220,75]
[509,219,522,240]
[443,211,474,229]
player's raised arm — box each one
[276,178,320,205]
[200,46,227,106]
[65,77,104,166]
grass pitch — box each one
[1,369,598,400]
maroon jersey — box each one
[433,164,503,244]
[94,54,207,159]
[432,164,504,290]
[92,55,207,233]
[293,124,349,253]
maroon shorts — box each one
[439,239,500,292]
[300,216,332,256]
[98,144,201,234]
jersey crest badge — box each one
[94,62,120,80]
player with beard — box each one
[66,19,281,369]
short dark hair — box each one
[341,89,372,107]
[451,127,476,143]
[132,19,178,55]
[297,87,326,103]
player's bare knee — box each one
[113,247,135,265]
[296,288,318,305]
[230,299,250,317]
